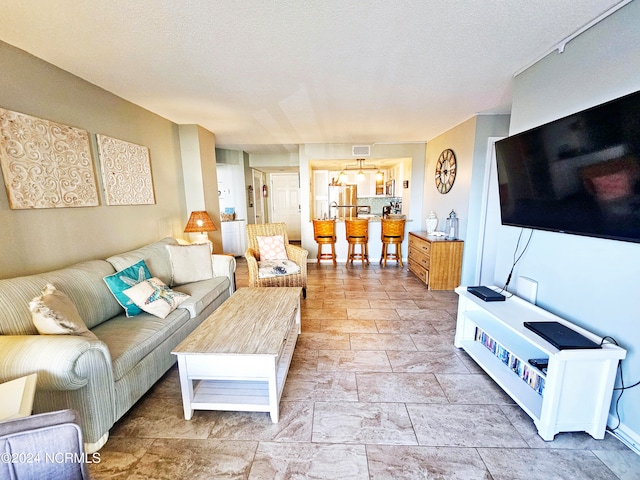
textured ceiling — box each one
[0,0,624,153]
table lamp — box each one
[184,211,216,245]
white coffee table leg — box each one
[177,356,194,420]
[268,365,279,423]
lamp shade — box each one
[184,211,216,233]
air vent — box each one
[352,145,370,157]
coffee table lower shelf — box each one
[191,379,272,412]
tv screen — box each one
[495,90,640,243]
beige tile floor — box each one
[89,258,639,479]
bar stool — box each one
[345,218,370,266]
[380,217,406,267]
[312,219,337,266]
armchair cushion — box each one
[258,259,301,278]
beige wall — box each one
[0,41,188,278]
[423,114,510,284]
[423,117,477,240]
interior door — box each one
[270,173,301,241]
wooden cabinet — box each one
[407,231,463,290]
[454,287,626,440]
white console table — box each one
[454,286,626,441]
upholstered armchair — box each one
[0,409,91,479]
[245,223,308,298]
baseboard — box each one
[607,414,640,455]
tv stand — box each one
[454,286,626,441]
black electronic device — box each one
[528,358,549,374]
[467,286,506,302]
[523,321,602,350]
[495,89,640,244]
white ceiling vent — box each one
[352,145,370,157]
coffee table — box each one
[172,287,301,422]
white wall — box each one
[495,0,640,446]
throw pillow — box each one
[166,243,213,285]
[103,259,152,317]
[29,284,98,340]
[123,277,190,319]
[256,235,288,260]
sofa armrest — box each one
[212,254,236,295]
[0,336,112,391]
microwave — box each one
[385,179,395,196]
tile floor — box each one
[89,259,639,479]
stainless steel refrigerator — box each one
[328,184,357,219]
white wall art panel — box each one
[0,107,99,209]
[97,133,155,206]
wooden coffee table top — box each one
[173,287,301,356]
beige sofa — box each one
[0,238,235,452]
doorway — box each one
[269,173,301,241]
[252,169,266,224]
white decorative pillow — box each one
[166,243,214,285]
[29,284,98,340]
[123,277,190,318]
[256,235,288,260]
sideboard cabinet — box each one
[407,231,463,290]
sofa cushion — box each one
[91,308,190,381]
[173,276,230,318]
[103,260,152,317]
[29,284,98,340]
[0,260,121,335]
[165,243,213,285]
[106,237,179,286]
[123,277,190,319]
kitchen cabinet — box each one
[221,220,247,256]
[407,231,463,290]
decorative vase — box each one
[425,211,438,234]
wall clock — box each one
[435,148,457,194]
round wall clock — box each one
[435,148,457,194]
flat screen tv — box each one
[495,90,640,243]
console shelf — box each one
[454,286,626,441]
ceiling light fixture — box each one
[343,158,378,173]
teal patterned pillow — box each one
[103,259,152,317]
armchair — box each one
[245,223,308,298]
[0,409,91,479]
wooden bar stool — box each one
[312,219,337,265]
[345,218,370,266]
[380,218,406,267]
